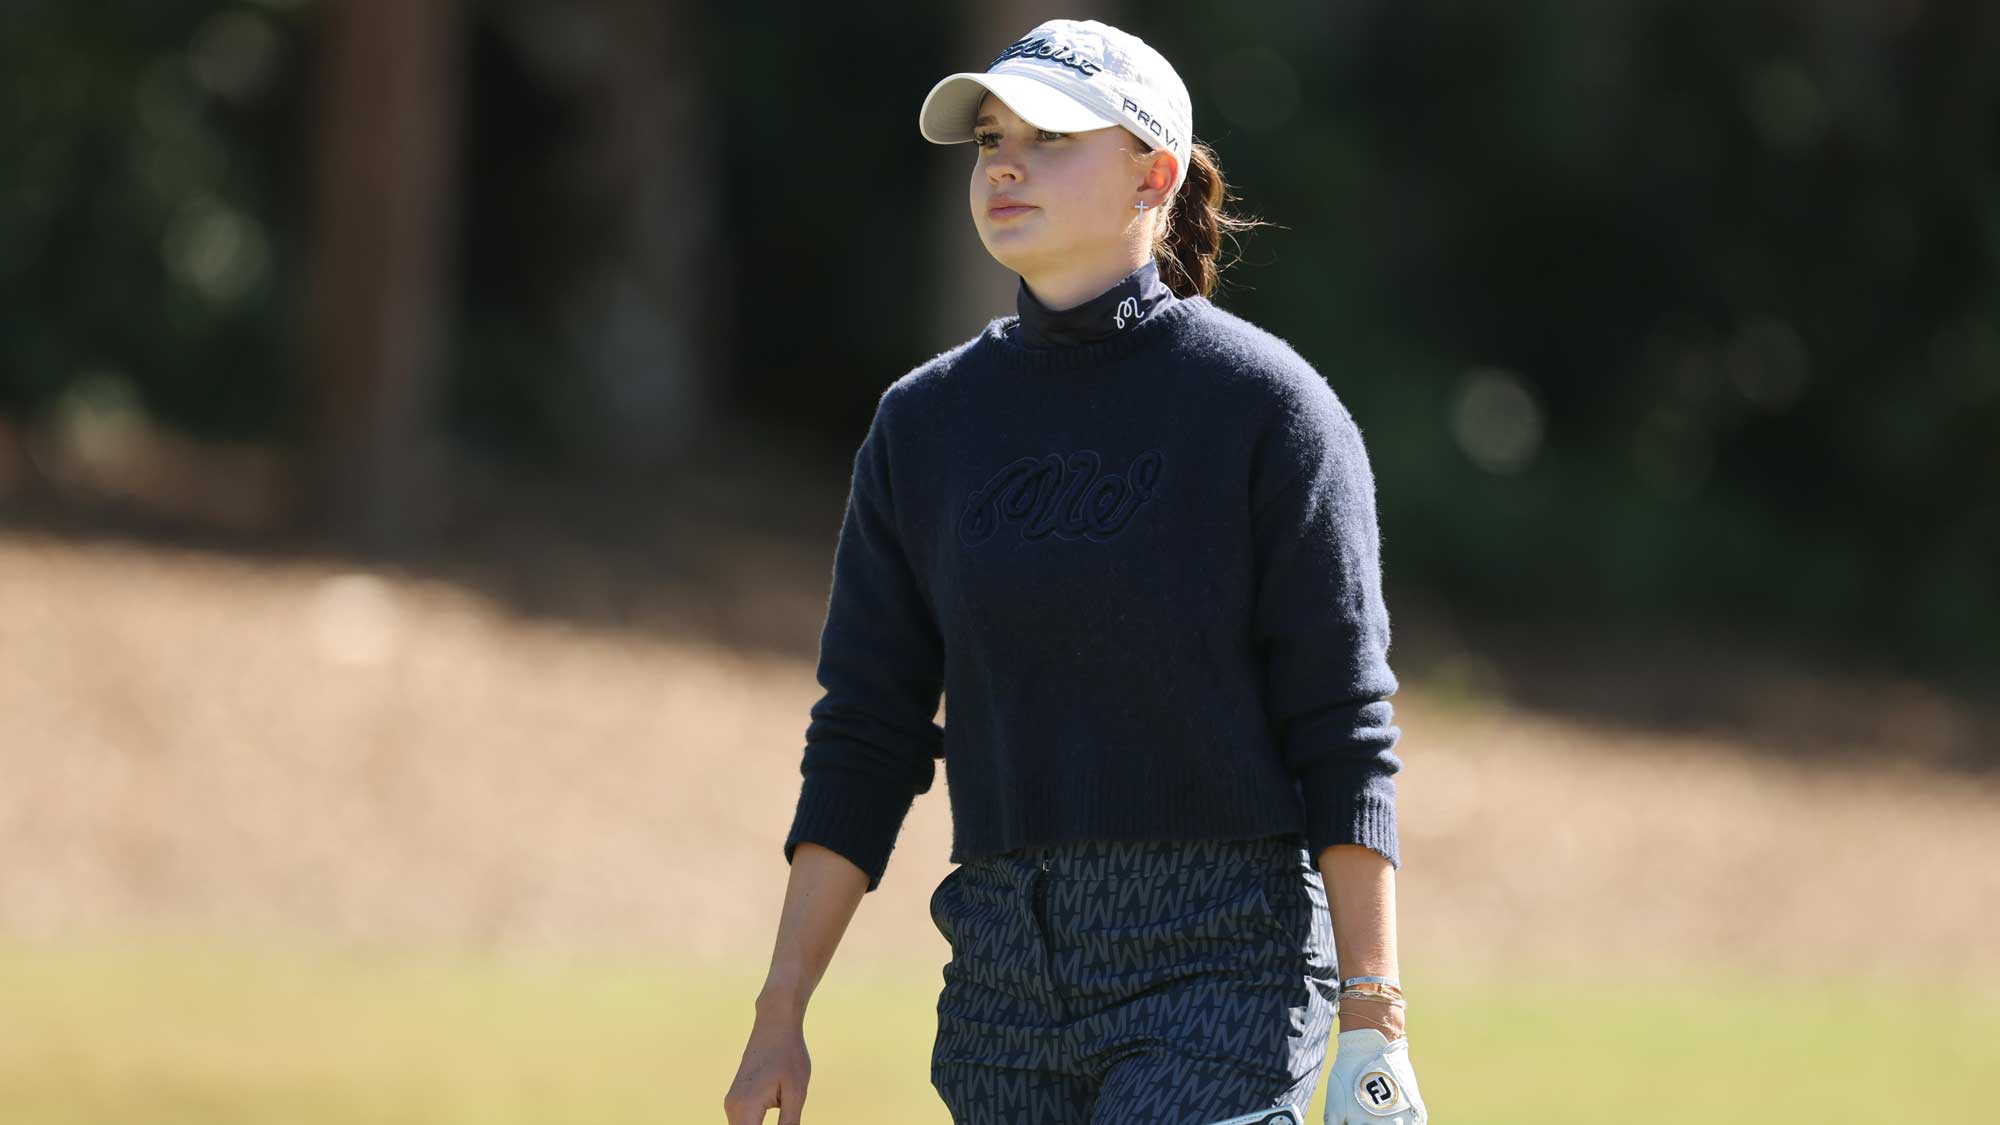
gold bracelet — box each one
[1339,1007,1407,1037]
[1338,982,1404,1002]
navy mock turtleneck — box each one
[781,283,1406,893]
[1014,257,1180,349]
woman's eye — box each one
[973,130,1067,150]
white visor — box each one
[915,19,1193,197]
[918,71,1121,144]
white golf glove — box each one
[1324,1028,1427,1124]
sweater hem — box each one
[944,808,1312,867]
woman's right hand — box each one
[723,1002,812,1125]
[726,841,869,1122]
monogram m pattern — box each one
[928,835,1337,1123]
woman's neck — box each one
[1014,257,1178,350]
[1017,248,1155,311]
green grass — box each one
[1,935,1992,1123]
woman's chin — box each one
[980,232,1050,273]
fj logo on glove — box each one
[1358,1069,1404,1112]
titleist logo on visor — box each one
[988,35,1103,77]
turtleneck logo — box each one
[959,448,1166,546]
[1114,296,1140,329]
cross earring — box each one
[1134,200,1149,212]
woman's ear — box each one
[1126,137,1178,202]
[1140,150,1177,195]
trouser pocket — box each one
[929,864,966,942]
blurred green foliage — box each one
[0,0,310,440]
[2,0,1994,679]
[1145,0,1999,679]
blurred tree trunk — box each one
[926,3,1123,350]
[482,0,716,476]
[559,0,713,474]
[304,0,464,550]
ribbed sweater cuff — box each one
[1297,763,1400,870]
[782,765,920,893]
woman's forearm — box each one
[1315,842,1406,1039]
[756,842,870,1020]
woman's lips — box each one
[988,204,1037,220]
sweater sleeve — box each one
[781,388,945,892]
[1250,376,1404,869]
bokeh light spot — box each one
[1449,366,1545,475]
[162,197,270,306]
[309,574,404,669]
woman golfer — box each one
[725,18,1427,1125]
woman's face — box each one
[967,92,1173,281]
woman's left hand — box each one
[1323,1028,1427,1123]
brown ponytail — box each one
[1134,137,1278,299]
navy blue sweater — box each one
[783,259,1403,892]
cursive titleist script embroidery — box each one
[959,448,1166,546]
[988,35,1103,77]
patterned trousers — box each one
[927,831,1338,1125]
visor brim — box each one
[918,71,1120,144]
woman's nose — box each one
[986,142,1027,181]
